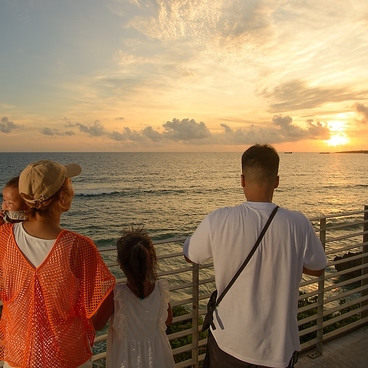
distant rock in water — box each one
[334,252,362,278]
[337,150,368,154]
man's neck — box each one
[244,189,274,203]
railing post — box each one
[362,205,368,319]
[192,263,200,367]
[315,217,326,356]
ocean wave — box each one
[76,189,122,197]
[75,187,213,198]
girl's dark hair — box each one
[116,227,158,299]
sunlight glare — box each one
[325,133,350,147]
[328,120,346,132]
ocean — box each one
[1,151,367,250]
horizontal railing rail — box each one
[92,206,368,367]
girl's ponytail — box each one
[130,242,148,299]
[117,227,158,299]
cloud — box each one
[41,114,332,148]
[65,120,125,140]
[118,127,144,141]
[162,118,211,141]
[76,121,106,137]
[109,130,126,142]
[218,123,281,144]
[109,0,274,68]
[75,113,333,146]
[0,117,22,133]
[115,51,151,65]
[354,103,368,124]
[42,127,61,136]
[215,115,332,145]
[261,80,367,112]
[305,119,331,139]
[41,127,76,136]
[270,115,330,140]
[142,126,162,142]
[1,108,334,151]
[108,127,152,144]
[272,115,305,139]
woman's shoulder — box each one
[0,222,13,230]
[0,223,13,244]
[0,222,13,238]
[60,229,95,246]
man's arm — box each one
[302,216,327,277]
[183,215,213,265]
[303,266,324,277]
[184,255,195,263]
[183,237,195,263]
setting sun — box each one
[325,133,350,147]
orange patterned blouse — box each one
[0,223,115,368]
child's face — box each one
[1,186,27,211]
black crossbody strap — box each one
[215,205,279,307]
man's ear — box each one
[241,174,246,188]
[274,175,279,189]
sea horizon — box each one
[0,149,367,153]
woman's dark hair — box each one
[116,227,158,299]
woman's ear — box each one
[59,190,66,204]
[59,190,71,211]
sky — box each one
[1,0,368,152]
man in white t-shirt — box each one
[183,144,327,368]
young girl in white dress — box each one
[93,228,175,368]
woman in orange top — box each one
[0,160,115,368]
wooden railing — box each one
[92,206,368,367]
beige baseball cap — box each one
[19,160,82,204]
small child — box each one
[93,227,175,368]
[0,176,28,225]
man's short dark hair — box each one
[241,144,279,183]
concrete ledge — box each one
[1,325,367,367]
[297,325,368,368]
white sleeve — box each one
[303,221,327,270]
[183,214,213,264]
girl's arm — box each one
[166,302,173,326]
[92,289,114,330]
